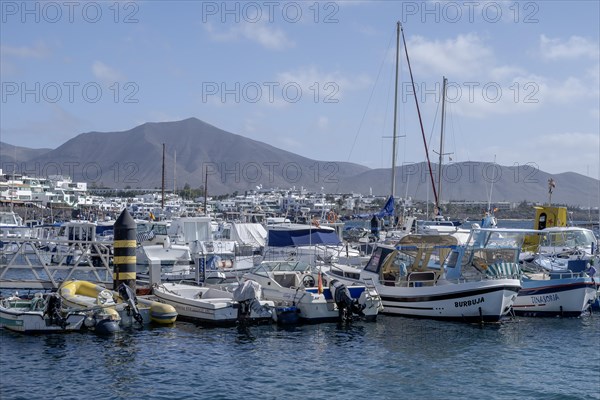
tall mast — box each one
[173,149,177,194]
[161,143,165,210]
[436,76,447,212]
[204,168,208,216]
[400,23,439,207]
[391,21,400,200]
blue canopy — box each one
[268,228,341,247]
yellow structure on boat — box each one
[523,205,568,252]
[59,280,177,325]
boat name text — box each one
[455,297,485,308]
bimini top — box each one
[267,224,341,247]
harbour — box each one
[1,315,598,400]
[2,1,600,398]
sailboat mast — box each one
[173,150,177,194]
[161,143,165,210]
[204,168,208,216]
[437,76,447,212]
[400,23,439,207]
[391,21,400,200]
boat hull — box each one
[258,284,382,323]
[513,276,597,317]
[375,279,521,322]
[0,305,85,334]
[153,283,273,325]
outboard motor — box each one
[329,279,365,323]
[44,293,68,329]
[233,280,273,324]
[118,283,144,326]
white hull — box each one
[153,283,273,324]
[373,279,520,322]
[260,286,340,321]
[513,278,597,317]
[246,272,382,322]
[0,306,85,333]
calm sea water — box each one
[1,315,599,400]
[2,219,599,399]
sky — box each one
[1,0,599,179]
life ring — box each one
[327,211,337,223]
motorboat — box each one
[136,221,193,278]
[0,292,86,333]
[514,227,598,317]
[243,260,383,323]
[326,229,527,322]
[152,280,275,325]
[515,209,599,316]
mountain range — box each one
[0,118,597,206]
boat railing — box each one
[547,270,590,280]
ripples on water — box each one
[1,315,598,400]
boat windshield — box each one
[468,248,519,266]
[540,230,597,248]
[467,230,527,249]
[0,213,19,225]
[251,261,311,276]
[151,224,169,235]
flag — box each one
[317,272,323,294]
[375,196,395,218]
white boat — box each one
[513,269,597,317]
[170,217,263,280]
[327,229,527,322]
[152,280,275,325]
[514,226,598,317]
[243,260,383,323]
[0,292,86,333]
[523,226,598,271]
[0,211,32,253]
[0,211,30,238]
[136,221,193,278]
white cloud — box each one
[531,132,600,176]
[92,61,126,83]
[407,33,494,79]
[396,32,598,119]
[276,66,371,101]
[0,42,50,58]
[204,21,294,50]
[540,35,600,60]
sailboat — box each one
[325,22,522,322]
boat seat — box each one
[407,271,436,287]
[273,273,298,288]
[486,262,521,278]
[382,272,397,286]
